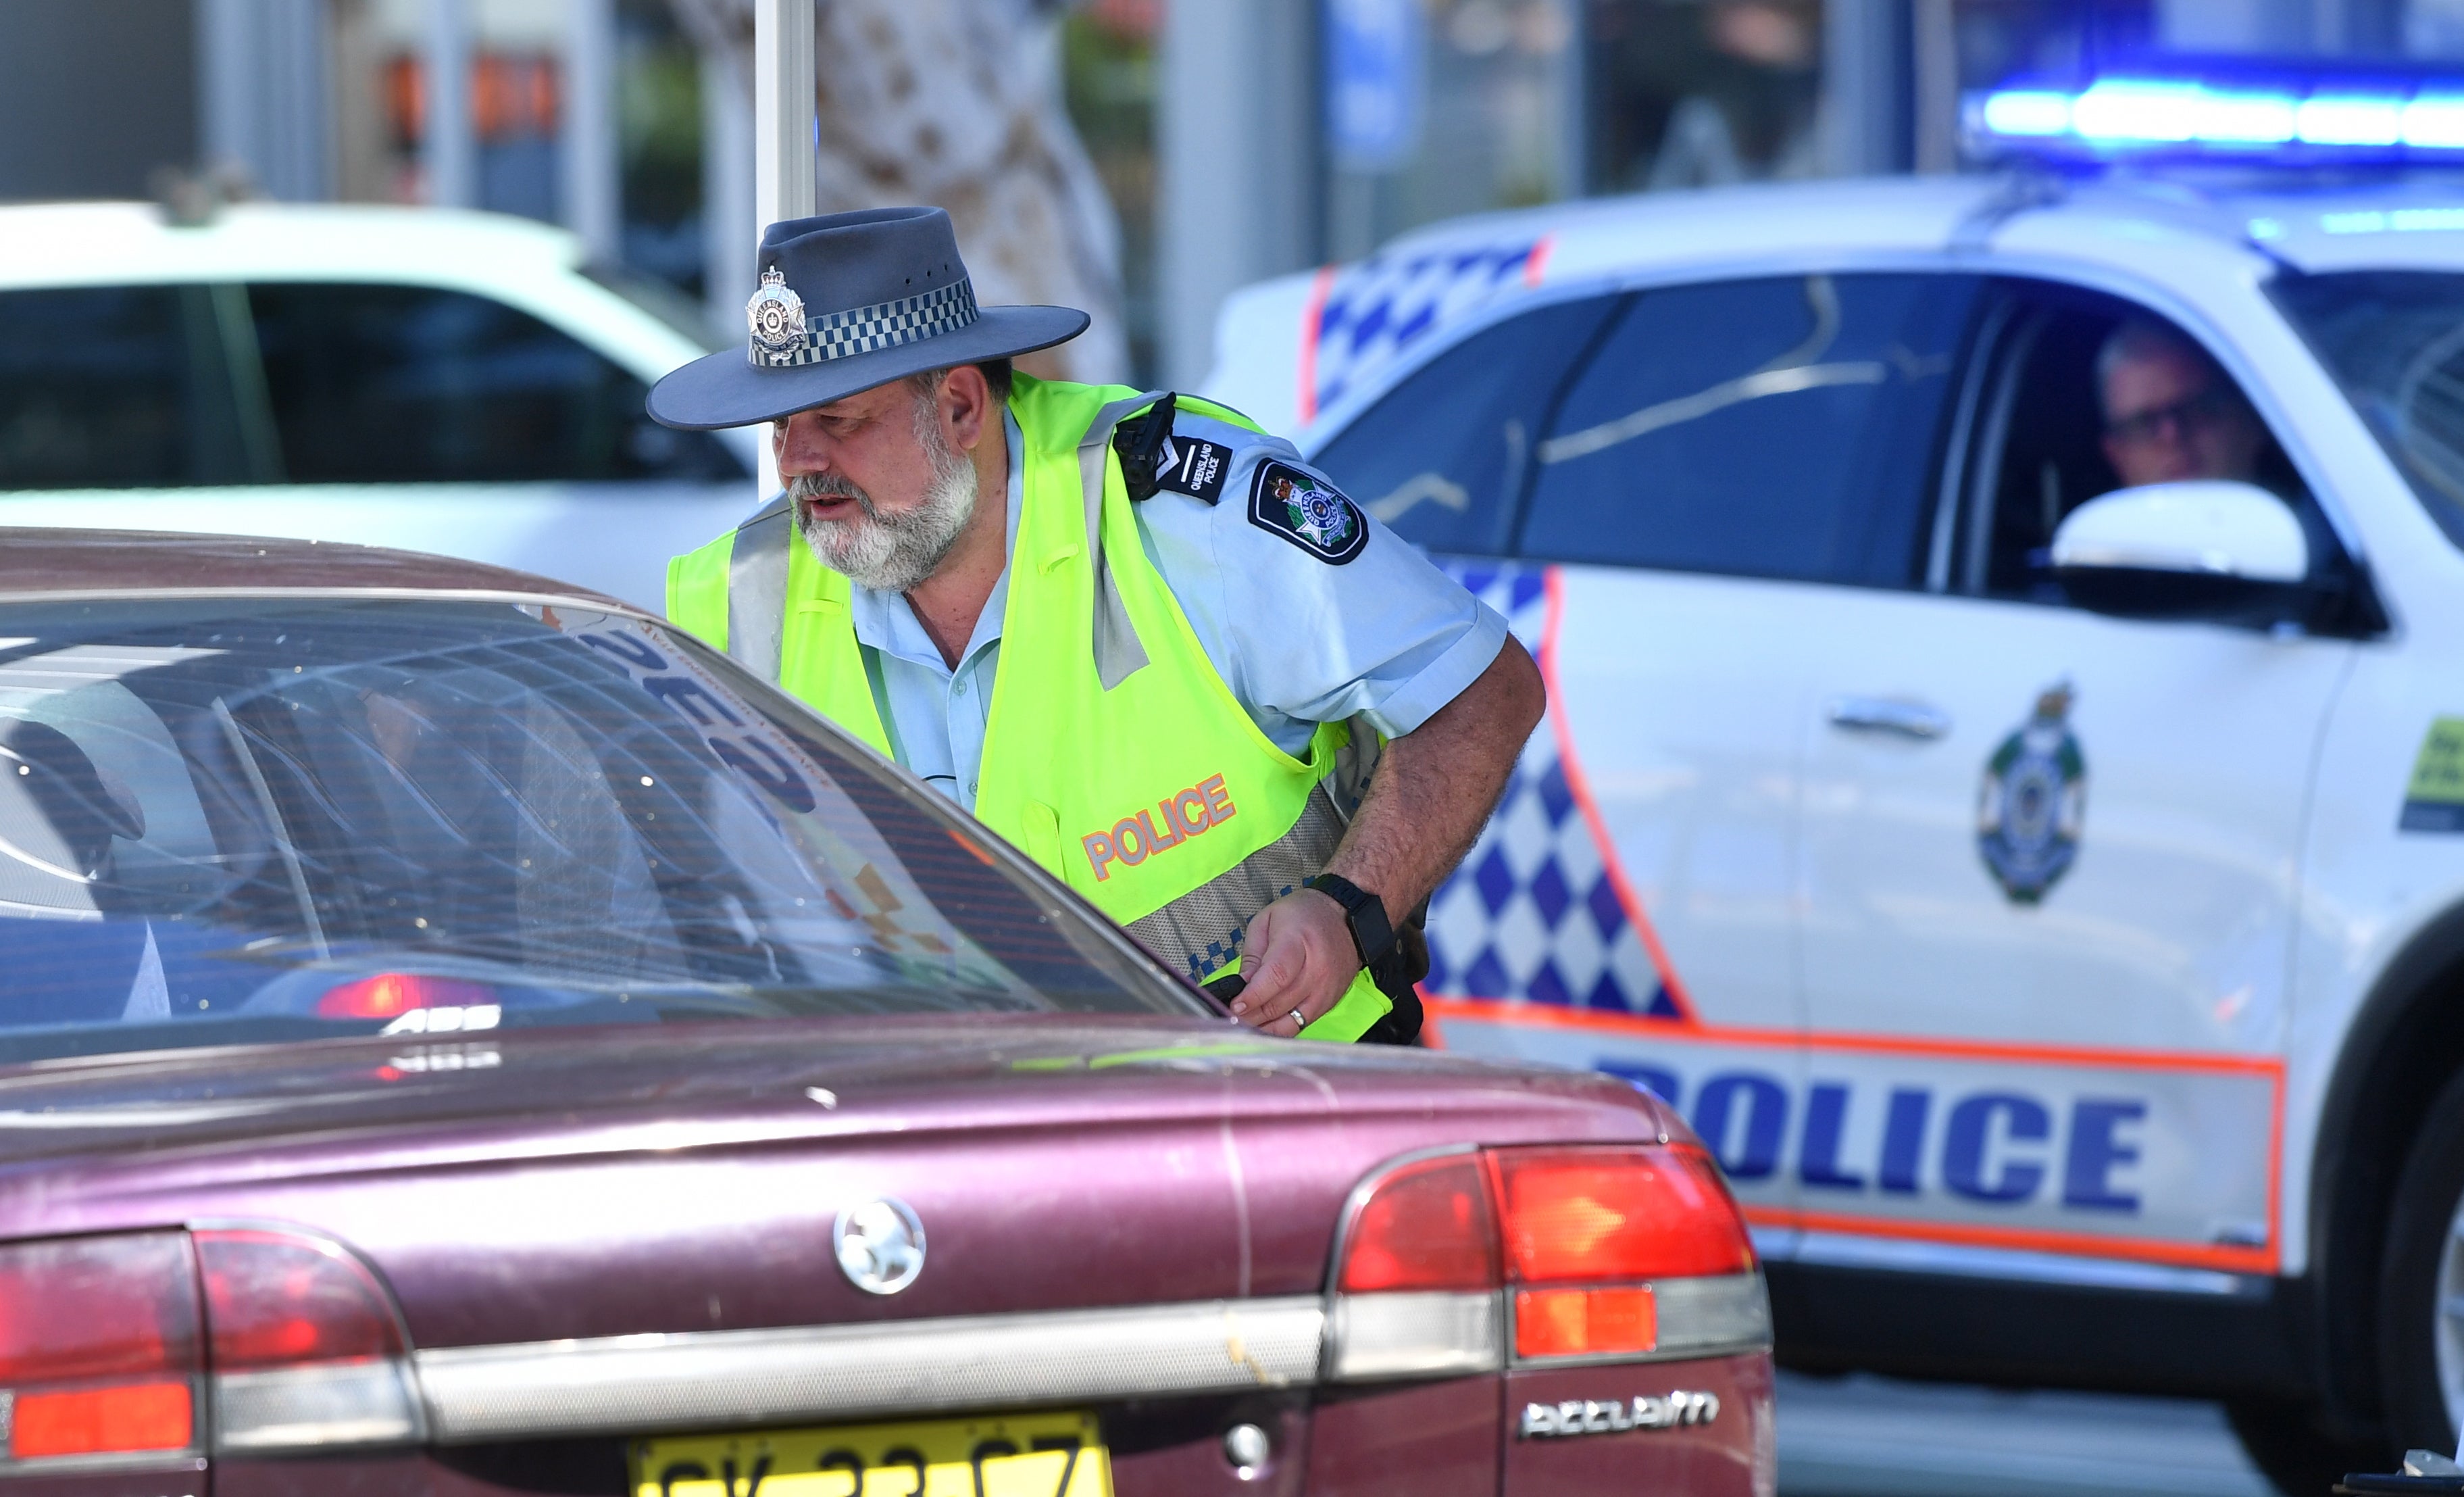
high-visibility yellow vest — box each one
[666,373,1390,1040]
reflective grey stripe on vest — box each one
[1078,391,1173,690]
[726,495,794,682]
[1126,783,1351,988]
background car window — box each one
[1519,274,1973,587]
[0,285,253,490]
[2275,270,2464,554]
[1963,286,2319,603]
[248,283,743,485]
[1312,295,1619,557]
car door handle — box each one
[1826,696,1952,741]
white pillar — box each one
[702,46,756,342]
[199,0,330,201]
[425,0,476,208]
[753,0,815,231]
[1158,0,1318,388]
[561,0,620,261]
[751,0,814,493]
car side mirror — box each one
[2049,481,2311,624]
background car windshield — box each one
[2276,270,2464,551]
[0,597,1199,1062]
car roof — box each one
[0,201,584,289]
[1367,170,2464,277]
[1207,170,2464,435]
[0,528,634,609]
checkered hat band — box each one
[749,278,980,368]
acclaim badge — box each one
[1978,682,2087,906]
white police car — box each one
[0,201,759,610]
[1207,67,2464,1490]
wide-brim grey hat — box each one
[647,206,1088,431]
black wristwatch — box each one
[1303,873,1397,968]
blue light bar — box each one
[1968,64,2464,163]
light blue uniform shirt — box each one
[849,408,1508,812]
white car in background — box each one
[1207,99,2464,1490]
[0,201,760,610]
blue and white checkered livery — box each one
[1309,237,1547,417]
[1420,560,1680,1020]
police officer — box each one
[649,207,1541,1043]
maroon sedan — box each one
[0,532,1774,1496]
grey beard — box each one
[790,413,978,594]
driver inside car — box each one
[2096,316,2276,491]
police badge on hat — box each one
[1978,683,2087,905]
[745,267,808,364]
[1250,460,1368,564]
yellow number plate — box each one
[629,1410,1111,1497]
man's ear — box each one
[940,365,993,452]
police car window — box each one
[1520,274,1972,586]
[247,283,745,485]
[2276,270,2464,554]
[1963,288,2315,603]
[0,285,255,490]
[1311,295,1620,557]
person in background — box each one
[649,207,1542,1045]
[2097,317,2272,490]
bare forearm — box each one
[1324,637,1545,913]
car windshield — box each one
[2274,269,2464,551]
[0,596,1203,1064]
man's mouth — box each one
[797,492,866,522]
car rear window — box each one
[0,598,1199,1064]
[2273,269,2464,552]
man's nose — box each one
[775,421,834,476]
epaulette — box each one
[1112,393,1234,506]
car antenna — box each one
[149,160,255,228]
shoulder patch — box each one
[1249,460,1368,564]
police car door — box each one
[1321,272,1976,1246]
[1788,278,2352,1285]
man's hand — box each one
[1226,887,1356,1035]
[1230,636,1545,1039]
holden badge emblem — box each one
[834,1197,926,1295]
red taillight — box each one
[0,1228,419,1466]
[196,1229,405,1369]
[1338,1154,1497,1292]
[1513,1285,1657,1358]
[0,1233,201,1461]
[316,973,492,1019]
[1330,1142,1763,1378]
[1494,1146,1755,1283]
[11,1382,193,1458]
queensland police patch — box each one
[1977,683,2087,905]
[1249,460,1367,564]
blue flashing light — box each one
[2199,93,2296,144]
[2298,95,2403,145]
[1982,90,2070,137]
[2405,97,2464,147]
[1971,64,2464,163]
[2072,81,2200,142]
